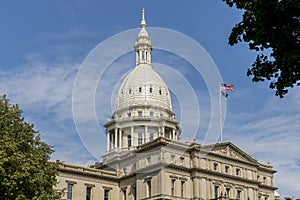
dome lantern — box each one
[134,8,152,65]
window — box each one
[180,157,184,165]
[139,87,142,93]
[104,189,109,200]
[86,187,92,200]
[181,181,185,197]
[236,168,241,176]
[159,89,162,95]
[141,51,145,60]
[138,133,143,145]
[138,111,142,116]
[225,165,229,173]
[146,180,151,197]
[171,154,176,162]
[67,183,73,200]
[236,190,241,199]
[150,111,154,117]
[122,189,127,200]
[214,185,219,199]
[171,179,175,196]
[149,87,153,93]
[147,156,151,164]
[150,133,154,141]
[263,177,267,184]
[213,163,218,171]
[128,112,131,117]
[129,89,131,94]
[128,135,131,147]
[226,188,230,198]
[132,186,136,200]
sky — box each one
[0,0,299,197]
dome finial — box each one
[140,7,146,28]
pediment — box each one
[206,142,258,164]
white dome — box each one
[104,8,181,154]
[115,63,172,112]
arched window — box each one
[128,135,131,147]
[149,87,153,93]
[150,133,154,141]
[139,87,142,93]
[138,133,143,145]
[141,51,145,61]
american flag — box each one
[220,84,234,91]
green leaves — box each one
[0,95,62,200]
[222,0,300,97]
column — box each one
[115,128,118,148]
[244,187,248,200]
[206,179,211,199]
[119,128,122,149]
[107,131,110,152]
[131,126,134,147]
[193,178,200,198]
[233,185,236,199]
[162,126,165,138]
[172,129,175,140]
[145,126,148,143]
[200,178,206,199]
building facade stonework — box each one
[56,9,277,200]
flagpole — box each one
[219,82,222,143]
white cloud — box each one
[223,88,300,197]
[0,59,93,164]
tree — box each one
[0,95,62,200]
[222,0,300,97]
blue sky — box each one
[0,0,299,197]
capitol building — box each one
[56,9,277,200]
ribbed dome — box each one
[115,63,172,112]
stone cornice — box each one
[258,165,276,173]
[258,183,278,190]
[202,150,259,167]
[58,163,118,181]
[191,167,259,185]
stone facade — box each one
[55,9,277,200]
[57,139,276,200]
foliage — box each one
[0,95,62,200]
[222,0,300,97]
